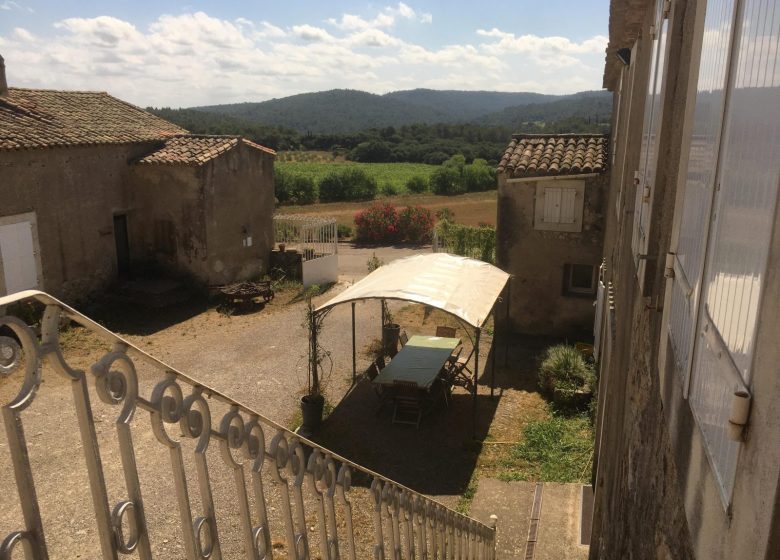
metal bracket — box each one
[664,252,675,279]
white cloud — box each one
[292,24,334,42]
[1,1,33,12]
[0,9,606,107]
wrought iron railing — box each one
[0,291,496,559]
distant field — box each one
[277,191,497,229]
[275,155,438,194]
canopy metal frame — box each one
[312,269,512,438]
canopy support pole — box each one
[503,277,511,367]
[490,316,497,398]
[473,327,481,439]
[309,308,318,394]
[351,302,356,384]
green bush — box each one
[275,169,317,205]
[538,345,595,407]
[430,166,465,195]
[337,224,353,239]
[380,182,399,197]
[435,220,495,263]
[406,175,429,194]
[319,168,377,202]
[463,159,497,192]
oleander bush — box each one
[354,203,435,244]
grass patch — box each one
[498,408,593,483]
[456,476,478,515]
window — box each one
[563,264,596,296]
[534,180,585,232]
[665,0,780,505]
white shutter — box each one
[632,0,671,284]
[543,187,562,223]
[559,189,577,224]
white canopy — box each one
[316,253,510,329]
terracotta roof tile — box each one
[497,134,608,178]
[0,88,187,150]
[136,135,275,166]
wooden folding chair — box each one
[392,380,422,428]
[435,325,456,338]
[399,330,409,347]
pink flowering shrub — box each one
[354,203,434,244]
[354,203,400,243]
[398,206,434,243]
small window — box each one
[563,263,596,296]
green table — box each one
[373,335,461,390]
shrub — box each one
[354,203,400,243]
[406,175,428,194]
[436,207,455,221]
[337,224,353,239]
[349,140,394,163]
[398,206,434,244]
[380,182,399,197]
[538,345,595,407]
[319,167,377,202]
[274,170,316,205]
[463,159,497,192]
[435,220,496,263]
[430,166,465,195]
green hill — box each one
[185,88,612,133]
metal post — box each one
[310,307,318,394]
[490,317,497,398]
[351,302,356,384]
[473,328,480,438]
[503,278,511,367]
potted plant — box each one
[381,299,400,357]
[278,242,286,252]
[300,286,331,432]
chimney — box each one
[0,55,7,96]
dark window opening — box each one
[563,263,596,296]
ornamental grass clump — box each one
[538,344,595,408]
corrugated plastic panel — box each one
[689,0,780,504]
[668,0,737,385]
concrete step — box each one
[469,478,590,560]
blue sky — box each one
[0,1,610,107]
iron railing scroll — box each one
[0,290,496,560]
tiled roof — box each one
[497,134,608,178]
[0,88,186,150]
[136,135,275,165]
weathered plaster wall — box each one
[497,173,607,336]
[128,163,210,282]
[0,143,154,302]
[204,143,274,285]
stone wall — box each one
[497,173,607,336]
[0,143,155,302]
[203,143,275,285]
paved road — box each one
[336,242,431,282]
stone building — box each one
[590,0,780,559]
[496,134,608,335]
[0,57,275,302]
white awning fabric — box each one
[316,253,510,329]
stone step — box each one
[469,478,590,560]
